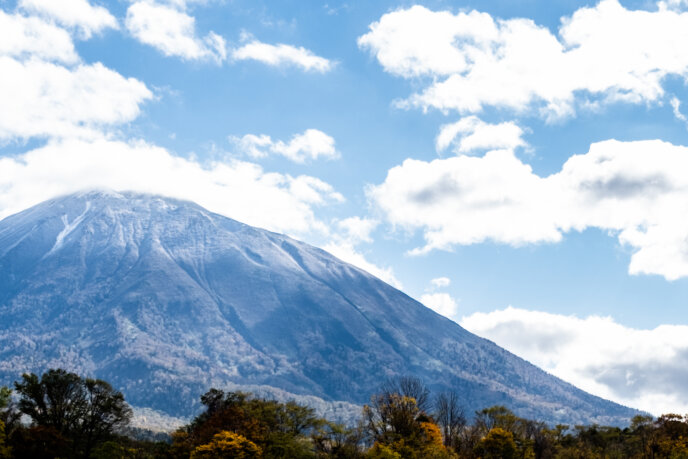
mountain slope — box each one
[0,191,638,425]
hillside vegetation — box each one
[0,369,684,458]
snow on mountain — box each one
[0,191,639,426]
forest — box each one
[0,369,686,458]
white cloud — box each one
[0,10,78,64]
[660,0,688,10]
[430,277,451,288]
[0,9,152,142]
[322,241,402,289]
[0,57,152,141]
[126,1,226,63]
[19,0,118,39]
[321,216,398,288]
[461,307,688,416]
[231,129,339,163]
[436,116,527,154]
[369,139,688,280]
[288,175,344,205]
[232,40,333,73]
[0,137,343,237]
[671,97,687,124]
[420,293,459,318]
[334,216,378,243]
[359,1,688,120]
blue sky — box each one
[2,0,688,415]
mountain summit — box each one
[0,191,636,425]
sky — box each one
[1,0,688,417]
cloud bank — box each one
[461,307,688,416]
[370,139,688,280]
[359,1,688,120]
[0,137,343,237]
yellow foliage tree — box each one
[475,427,517,459]
[191,431,263,458]
[419,421,455,458]
[0,421,10,459]
[366,442,402,459]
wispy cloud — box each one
[436,116,527,154]
[232,39,333,73]
[231,129,339,163]
[430,277,451,288]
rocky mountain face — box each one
[0,191,638,426]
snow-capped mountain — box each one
[0,191,637,425]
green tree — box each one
[14,369,132,457]
[174,389,330,459]
[0,388,9,411]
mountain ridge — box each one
[0,190,639,426]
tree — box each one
[14,369,132,457]
[175,389,332,458]
[191,431,263,458]
[80,378,133,457]
[312,421,364,458]
[380,377,431,414]
[0,388,9,411]
[474,406,519,436]
[0,387,11,457]
[363,379,453,459]
[0,421,10,459]
[475,427,517,459]
[434,391,465,449]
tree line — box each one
[0,369,686,458]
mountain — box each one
[0,191,638,426]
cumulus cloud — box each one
[359,1,688,120]
[461,307,688,416]
[232,40,333,73]
[231,129,339,163]
[430,277,451,288]
[436,116,527,154]
[420,292,459,318]
[126,1,226,63]
[369,139,688,280]
[0,137,343,237]
[19,0,118,39]
[0,58,152,141]
[0,10,78,64]
[0,10,152,141]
